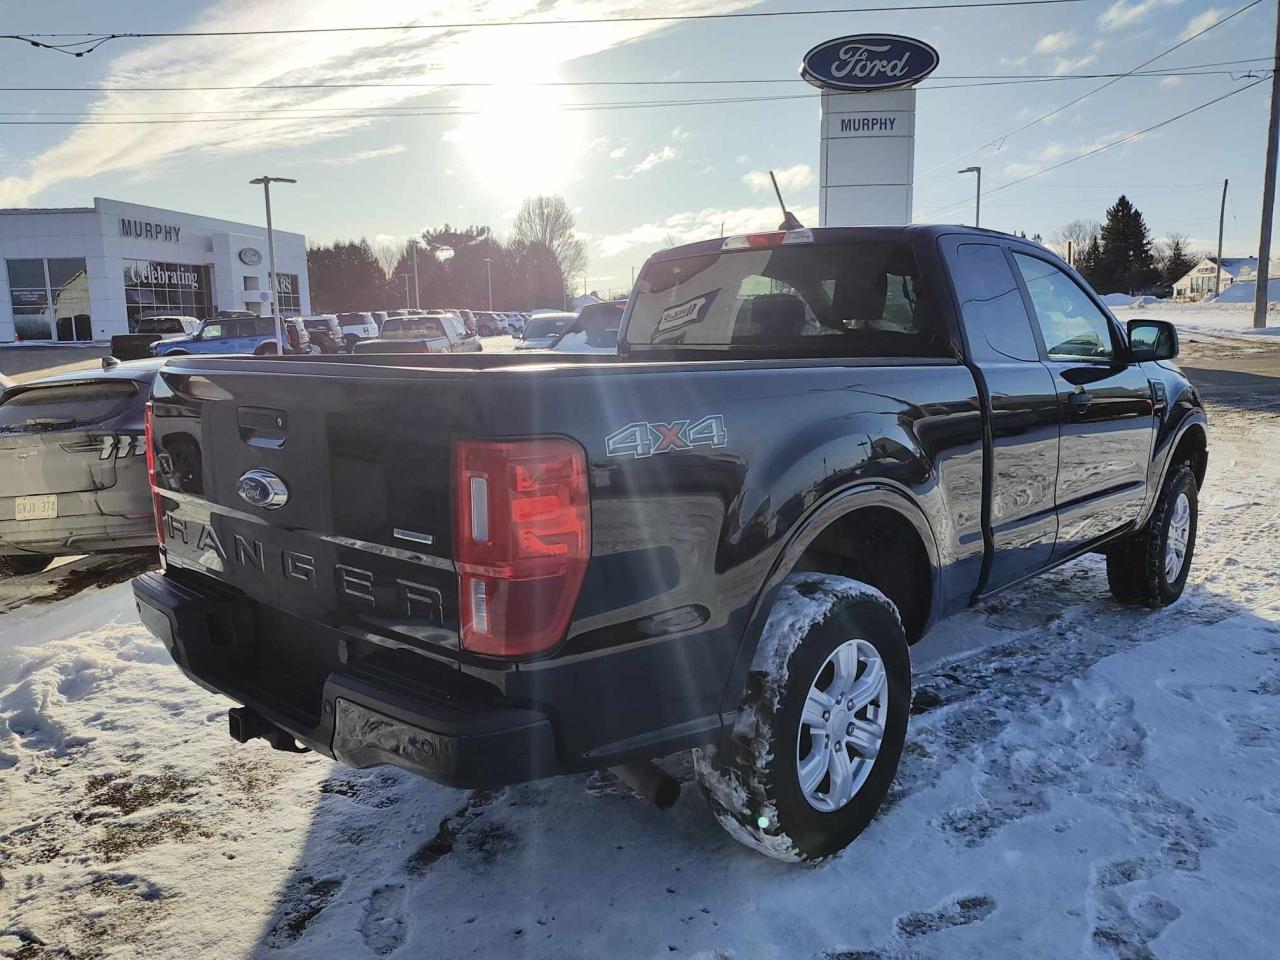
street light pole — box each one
[249,176,296,355]
[398,274,411,310]
[1253,4,1280,328]
[483,258,494,311]
[958,166,982,228]
[410,242,421,310]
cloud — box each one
[735,154,750,164]
[1035,31,1077,54]
[597,202,819,258]
[1179,7,1224,39]
[0,0,757,206]
[609,146,628,159]
[1097,0,1183,31]
[1160,75,1184,88]
[742,163,814,194]
[310,144,408,165]
[617,145,680,178]
[1001,131,1132,176]
[999,55,1029,67]
[1052,54,1099,75]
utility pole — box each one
[484,257,494,311]
[398,274,411,310]
[1215,178,1229,299]
[1067,240,1073,268]
[1254,5,1280,328]
[249,176,297,354]
[410,242,421,310]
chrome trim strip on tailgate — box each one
[157,487,454,571]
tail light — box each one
[453,438,590,658]
[144,401,165,546]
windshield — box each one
[626,241,946,356]
[0,381,138,432]
[524,315,575,339]
[382,317,446,339]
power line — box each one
[918,0,1267,175]
[0,67,1270,125]
[1,0,1096,56]
[0,60,1269,95]
[917,77,1269,220]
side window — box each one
[200,322,223,340]
[1013,253,1114,361]
[951,243,1040,362]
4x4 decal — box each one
[605,415,727,459]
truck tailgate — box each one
[151,360,482,656]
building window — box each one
[123,259,215,330]
[243,275,259,291]
[6,258,91,341]
[272,273,301,315]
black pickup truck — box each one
[132,225,1206,862]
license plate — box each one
[15,494,58,521]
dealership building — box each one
[0,197,310,343]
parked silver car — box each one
[0,358,162,575]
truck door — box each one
[1009,251,1155,557]
[944,239,1061,590]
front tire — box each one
[0,554,54,576]
[693,573,910,863]
[1106,462,1198,608]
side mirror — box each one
[1127,318,1178,362]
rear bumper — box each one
[132,569,559,789]
[0,512,154,557]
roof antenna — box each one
[769,170,805,231]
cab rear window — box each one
[0,381,139,432]
[626,241,947,356]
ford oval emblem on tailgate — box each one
[237,469,289,510]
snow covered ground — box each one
[2,395,1279,959]
[1110,301,1280,343]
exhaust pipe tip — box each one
[609,761,682,810]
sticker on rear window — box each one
[656,290,718,334]
[605,415,727,459]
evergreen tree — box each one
[306,238,392,313]
[1076,235,1105,288]
[1096,195,1159,294]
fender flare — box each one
[1138,411,1208,530]
[717,481,941,718]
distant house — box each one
[1172,257,1269,301]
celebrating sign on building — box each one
[801,34,939,227]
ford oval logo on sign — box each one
[801,34,939,92]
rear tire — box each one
[693,573,910,863]
[1106,462,1198,608]
[0,554,54,576]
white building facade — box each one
[0,197,310,343]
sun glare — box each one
[445,83,587,201]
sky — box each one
[0,0,1274,297]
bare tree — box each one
[373,239,406,279]
[1052,219,1100,263]
[512,195,587,284]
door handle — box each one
[1069,390,1093,415]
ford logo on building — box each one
[237,469,289,510]
[239,247,263,266]
[801,34,939,92]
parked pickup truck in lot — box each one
[353,312,481,354]
[2,358,162,575]
[110,315,201,361]
[133,225,1206,862]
